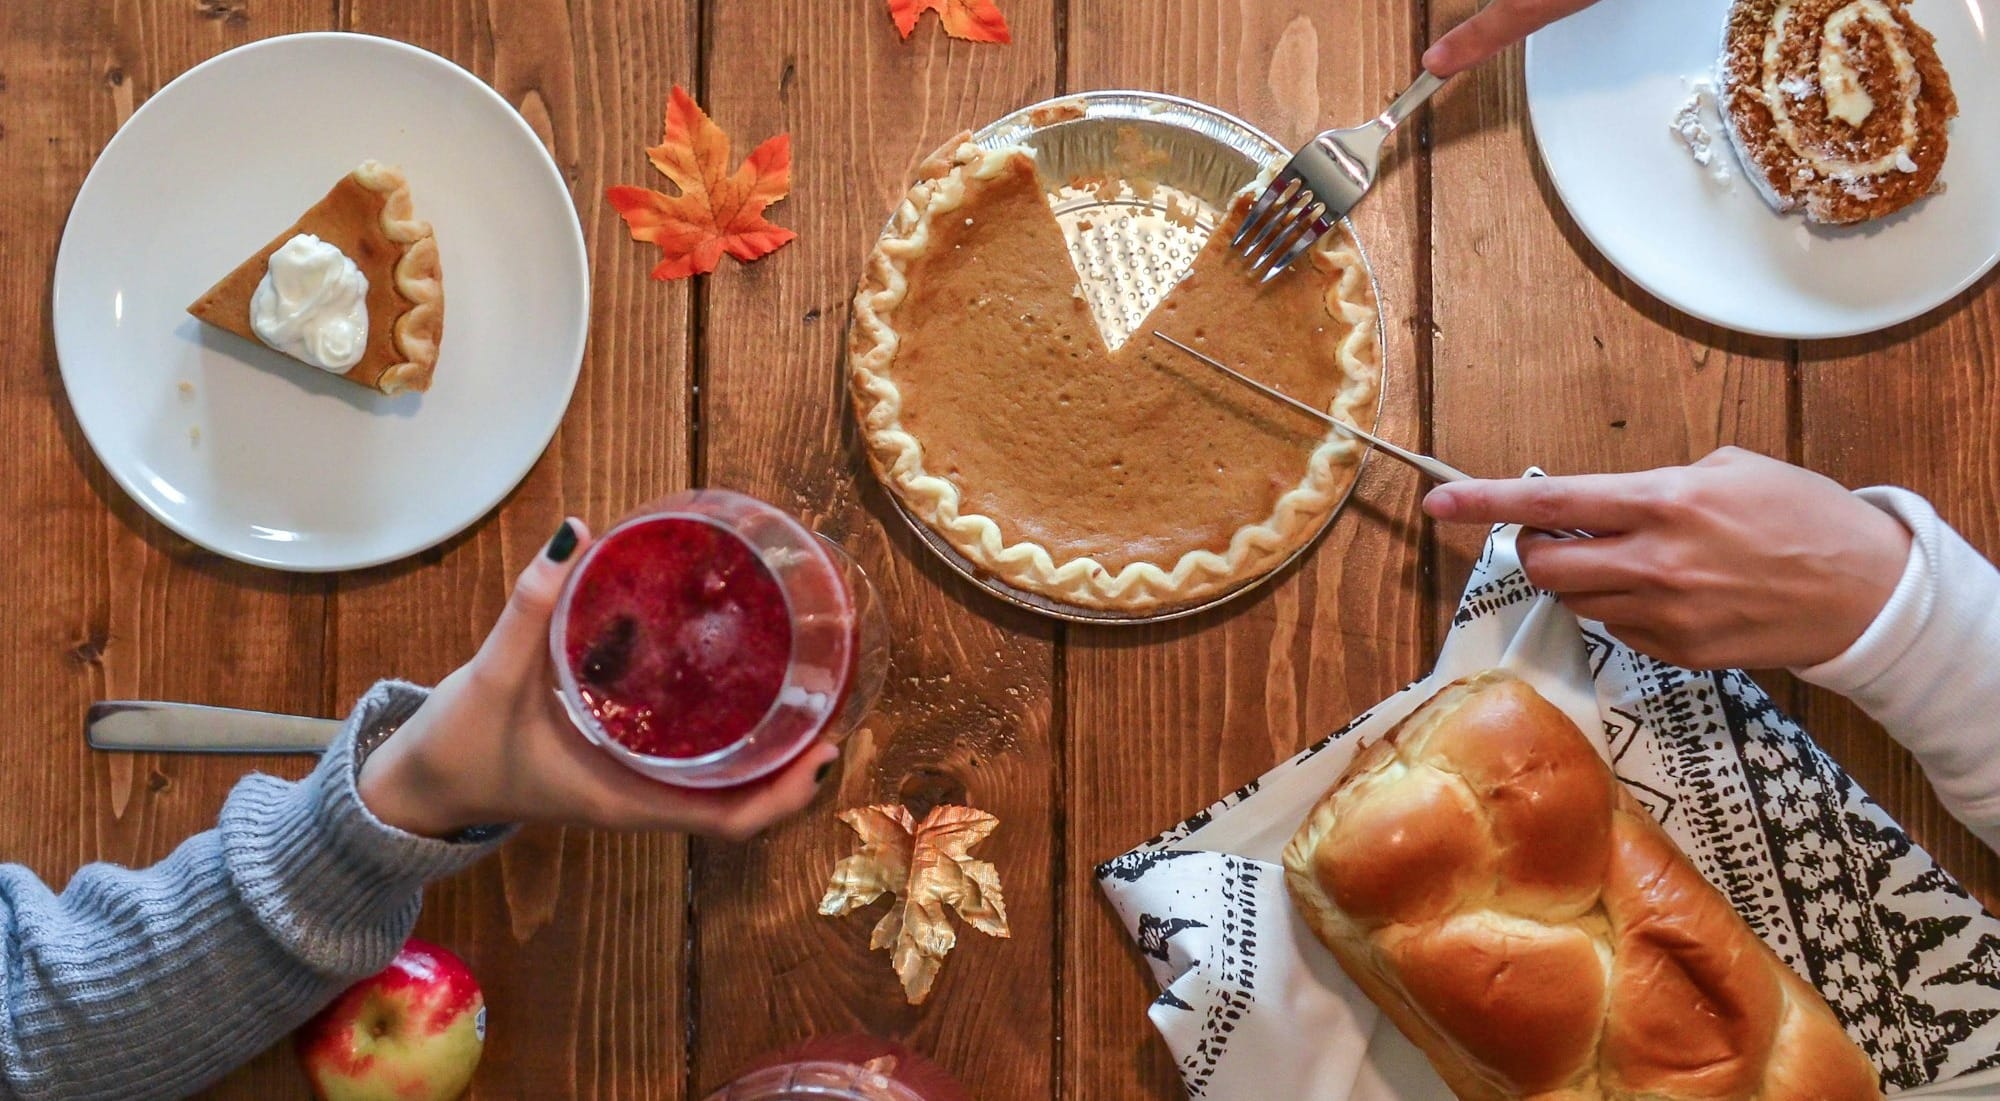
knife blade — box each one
[86,701,342,755]
[1151,330,1478,482]
[1151,330,1596,540]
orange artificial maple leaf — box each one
[607,85,796,281]
[888,0,1011,43]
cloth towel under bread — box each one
[1099,521,2000,1100]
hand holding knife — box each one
[1151,331,1595,540]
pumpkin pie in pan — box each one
[849,139,1380,613]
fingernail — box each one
[546,520,578,563]
[1422,487,1457,519]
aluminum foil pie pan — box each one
[860,90,1389,627]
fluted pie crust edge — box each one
[350,161,444,395]
[186,160,444,395]
[847,140,1382,612]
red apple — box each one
[295,938,486,1101]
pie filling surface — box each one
[851,140,1381,611]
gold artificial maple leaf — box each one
[820,803,1010,1005]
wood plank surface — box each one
[691,6,1061,1096]
[1062,2,1428,1095]
[314,2,700,1099]
[1801,299,2000,913]
[2,5,333,1098]
[4,4,2000,1101]
[1421,7,1791,630]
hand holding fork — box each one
[1233,69,1448,281]
[1237,0,1606,281]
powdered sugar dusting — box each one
[1671,76,1735,185]
[1776,74,1819,100]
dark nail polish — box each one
[815,760,836,785]
[546,520,578,563]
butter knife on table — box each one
[86,701,341,755]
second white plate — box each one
[1525,0,1999,339]
[53,32,590,570]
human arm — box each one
[0,520,835,1099]
[0,683,502,1101]
[355,519,837,840]
[1421,0,1603,77]
[1792,488,2000,852]
[1422,447,2000,848]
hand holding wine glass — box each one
[357,518,840,841]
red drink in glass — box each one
[703,1036,970,1101]
[551,489,886,788]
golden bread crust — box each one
[1281,670,1883,1100]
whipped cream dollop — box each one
[250,233,370,372]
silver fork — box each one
[1234,69,1450,281]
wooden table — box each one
[4,2,1995,1097]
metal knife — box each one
[86,701,341,755]
[1151,331,1595,540]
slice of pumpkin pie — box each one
[188,161,443,394]
[849,140,1380,613]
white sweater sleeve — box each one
[1795,487,2000,853]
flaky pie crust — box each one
[848,141,1381,611]
[350,161,443,394]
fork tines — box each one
[1231,174,1331,283]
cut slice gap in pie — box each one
[850,138,1380,613]
[1048,185,1210,352]
[188,161,443,395]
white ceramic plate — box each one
[53,32,588,571]
[1524,0,1999,339]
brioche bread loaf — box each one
[1281,670,1881,1100]
[1719,0,1956,224]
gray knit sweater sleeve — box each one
[0,681,508,1101]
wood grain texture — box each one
[1063,2,1428,1094]
[314,1,698,1098]
[4,6,1998,1101]
[1421,8,1790,640]
[1425,0,1998,922]
[690,5,1061,1097]
[1427,0,2000,964]
[1419,3,1790,625]
[2,5,332,1098]
[1799,291,2000,913]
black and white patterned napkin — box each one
[1098,524,2000,1100]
